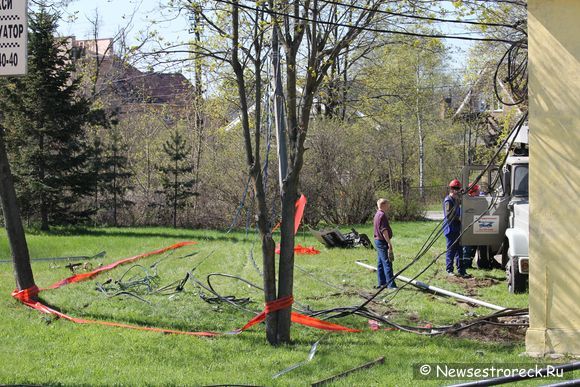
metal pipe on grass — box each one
[355,260,506,311]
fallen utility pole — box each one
[0,251,106,264]
[355,260,506,311]
[311,357,385,387]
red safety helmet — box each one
[449,179,462,189]
[468,183,480,196]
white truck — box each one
[459,129,529,293]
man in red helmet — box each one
[442,179,470,278]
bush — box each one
[377,190,425,221]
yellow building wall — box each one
[526,0,580,355]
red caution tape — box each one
[271,194,307,234]
[46,241,197,290]
[275,244,320,255]
[11,285,40,302]
[236,295,359,333]
[13,284,218,336]
[12,241,358,337]
[237,295,294,332]
[293,194,307,235]
[294,244,320,255]
[12,242,217,337]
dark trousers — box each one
[375,239,396,288]
[445,231,466,275]
[463,245,476,268]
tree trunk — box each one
[39,135,49,231]
[232,0,278,344]
[272,23,288,193]
[192,7,204,220]
[253,166,278,345]
[173,160,178,228]
[113,157,118,226]
[276,178,297,343]
[415,59,425,201]
[399,118,406,193]
[0,131,36,293]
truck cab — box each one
[460,152,529,293]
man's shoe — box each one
[458,273,473,279]
[447,272,455,277]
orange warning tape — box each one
[46,241,197,290]
[12,241,357,337]
[275,244,321,255]
[271,194,307,234]
[236,295,359,333]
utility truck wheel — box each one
[500,239,509,269]
[507,255,527,293]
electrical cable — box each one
[494,40,528,106]
[210,0,518,44]
[317,0,526,31]
[225,174,253,233]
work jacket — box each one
[442,194,461,236]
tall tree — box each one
[358,38,449,213]
[0,6,104,230]
[86,121,133,226]
[105,125,133,226]
[193,0,384,344]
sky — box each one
[55,0,473,74]
[57,0,191,64]
[58,0,188,41]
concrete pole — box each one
[271,23,288,193]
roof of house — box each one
[71,37,195,107]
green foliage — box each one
[377,190,424,221]
[158,128,196,228]
[302,118,379,225]
[355,37,462,209]
[86,121,133,226]
[0,6,106,230]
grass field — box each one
[0,223,574,386]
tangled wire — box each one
[494,39,528,106]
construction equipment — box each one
[460,125,529,293]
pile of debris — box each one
[311,228,373,249]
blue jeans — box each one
[375,239,396,288]
[445,232,467,275]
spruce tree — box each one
[159,128,196,228]
[0,7,104,230]
[99,124,133,226]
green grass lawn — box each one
[0,223,573,386]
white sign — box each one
[0,0,27,76]
[473,215,500,234]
